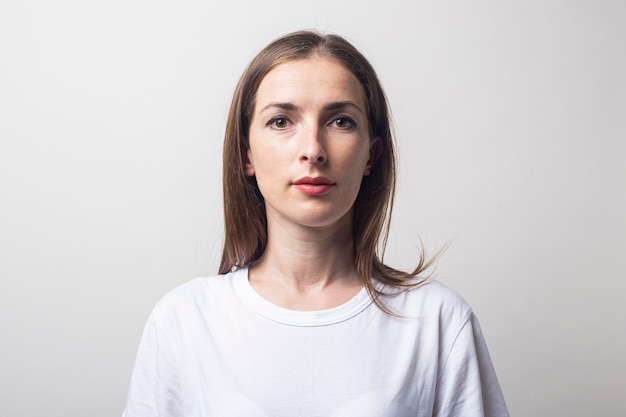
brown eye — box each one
[268,117,290,129]
[331,117,355,129]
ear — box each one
[244,149,255,176]
[363,137,382,176]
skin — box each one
[245,57,379,310]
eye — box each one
[330,117,355,129]
[267,116,291,130]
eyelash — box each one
[267,116,291,129]
[330,116,356,129]
[266,116,357,130]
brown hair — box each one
[219,30,442,310]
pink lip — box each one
[293,176,335,195]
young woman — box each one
[123,31,509,417]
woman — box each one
[123,31,509,416]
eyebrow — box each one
[258,101,365,115]
[259,102,300,113]
[323,101,364,114]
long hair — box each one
[219,31,442,311]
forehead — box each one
[254,57,366,109]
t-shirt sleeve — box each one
[122,308,182,417]
[434,313,510,417]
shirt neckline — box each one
[232,267,374,327]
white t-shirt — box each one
[123,268,509,417]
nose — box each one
[299,123,327,164]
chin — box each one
[293,208,353,230]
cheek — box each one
[333,147,371,193]
[248,152,285,194]
[341,142,372,172]
[251,144,280,171]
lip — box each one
[293,176,335,195]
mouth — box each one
[293,176,335,195]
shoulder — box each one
[148,269,241,322]
[381,279,475,329]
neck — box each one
[248,211,363,310]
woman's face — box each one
[246,57,377,231]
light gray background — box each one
[1,1,624,416]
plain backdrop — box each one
[1,1,624,416]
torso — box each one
[149,268,473,417]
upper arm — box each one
[434,313,509,417]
